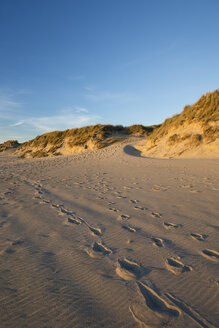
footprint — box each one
[86,224,102,236]
[122,225,136,233]
[150,212,162,219]
[35,189,43,195]
[86,242,112,258]
[93,242,111,254]
[64,215,102,236]
[129,306,148,328]
[202,249,219,261]
[117,214,130,221]
[152,237,164,247]
[113,191,121,195]
[40,199,50,204]
[123,186,132,190]
[134,206,145,211]
[163,222,182,230]
[32,196,41,200]
[152,185,167,192]
[0,220,8,228]
[109,207,119,212]
[166,258,192,275]
[51,203,61,209]
[38,233,50,238]
[116,258,144,280]
[97,196,105,200]
[12,239,25,246]
[191,233,208,241]
[1,248,16,254]
[130,200,139,204]
[108,202,116,205]
[137,281,180,317]
[59,208,75,216]
[66,217,81,225]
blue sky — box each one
[0,0,219,142]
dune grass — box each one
[0,140,20,152]
[149,90,219,144]
[20,123,159,150]
[15,124,158,158]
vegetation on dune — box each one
[0,140,20,152]
[202,126,219,142]
[22,130,67,148]
[148,90,219,144]
[168,133,202,146]
[15,123,158,158]
[20,123,159,149]
[2,91,218,159]
[127,124,161,136]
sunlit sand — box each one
[0,140,218,327]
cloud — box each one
[74,106,88,113]
[84,85,96,91]
[59,106,89,114]
[0,87,102,141]
[0,99,21,110]
[11,112,101,133]
[9,121,24,127]
[0,98,22,113]
[84,86,93,91]
[0,88,101,142]
[0,89,24,119]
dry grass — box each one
[17,124,158,158]
[203,126,219,142]
[127,124,160,136]
[0,140,20,152]
[21,124,158,150]
[168,133,202,146]
[149,90,219,145]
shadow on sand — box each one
[123,145,172,161]
[123,145,142,157]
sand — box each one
[0,141,218,328]
[136,123,219,159]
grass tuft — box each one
[149,89,219,145]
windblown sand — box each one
[0,142,218,328]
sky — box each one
[0,0,219,143]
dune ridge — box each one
[137,90,219,158]
[2,124,157,158]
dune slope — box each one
[12,124,156,158]
[138,90,219,158]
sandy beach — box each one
[0,141,218,328]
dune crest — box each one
[137,90,219,158]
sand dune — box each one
[0,141,218,327]
[137,90,219,159]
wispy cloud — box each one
[0,87,102,141]
[11,112,100,133]
[9,121,24,127]
[74,106,88,113]
[0,89,24,118]
[60,106,89,114]
[84,85,96,91]
[0,97,22,113]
